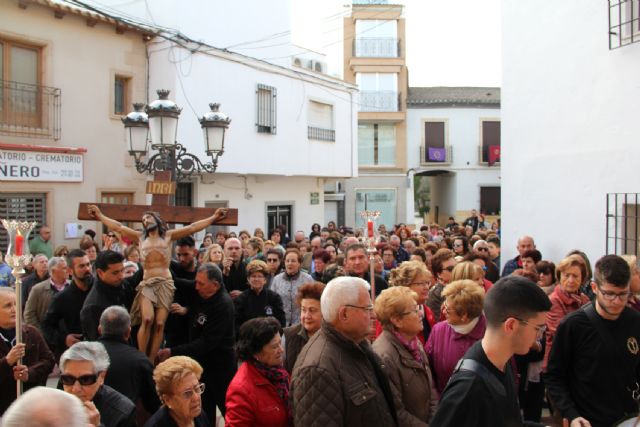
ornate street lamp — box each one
[122,89,231,181]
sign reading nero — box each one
[0,149,83,182]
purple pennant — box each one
[427,147,446,162]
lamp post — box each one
[122,89,231,182]
[1,219,37,398]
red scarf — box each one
[252,359,292,423]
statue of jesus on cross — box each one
[87,204,227,360]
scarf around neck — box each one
[252,359,292,422]
[392,328,423,364]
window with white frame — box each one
[256,84,277,134]
[308,100,335,141]
[358,123,395,166]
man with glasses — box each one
[431,275,551,427]
[60,341,136,427]
[545,255,640,427]
[426,248,457,320]
[291,276,398,426]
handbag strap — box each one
[454,358,506,397]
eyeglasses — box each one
[345,304,374,312]
[597,286,632,301]
[453,243,463,248]
[477,247,489,252]
[513,317,547,337]
[401,306,420,316]
[60,374,99,386]
[107,234,116,238]
[178,383,206,400]
[266,258,279,263]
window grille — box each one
[256,84,277,134]
[0,193,46,253]
[609,0,640,49]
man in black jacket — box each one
[165,236,198,347]
[98,305,160,414]
[545,255,640,427]
[222,237,247,297]
[42,249,93,360]
[157,263,235,419]
[80,251,140,341]
[431,276,551,427]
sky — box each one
[291,0,502,87]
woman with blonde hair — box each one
[453,259,492,293]
[145,356,209,426]
[386,260,436,343]
[204,243,224,269]
[373,286,437,426]
[425,279,486,394]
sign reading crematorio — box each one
[0,149,83,182]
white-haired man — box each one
[291,276,398,426]
[2,386,88,427]
[60,341,135,427]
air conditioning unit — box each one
[309,60,327,74]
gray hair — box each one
[99,305,131,338]
[60,341,110,373]
[321,276,370,323]
[1,386,88,427]
[0,287,15,296]
[47,256,66,273]
[33,254,48,264]
[123,261,139,272]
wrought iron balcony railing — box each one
[308,126,336,142]
[358,91,400,112]
[420,145,452,165]
[0,80,61,140]
[354,37,400,57]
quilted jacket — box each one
[291,322,398,427]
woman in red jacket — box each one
[544,254,590,370]
[225,317,290,427]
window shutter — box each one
[256,84,277,134]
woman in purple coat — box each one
[424,279,486,394]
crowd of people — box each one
[0,210,639,427]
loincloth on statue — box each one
[129,277,175,326]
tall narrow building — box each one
[342,0,408,229]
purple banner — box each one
[427,147,446,162]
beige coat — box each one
[373,328,438,427]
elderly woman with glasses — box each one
[145,356,209,427]
[373,287,437,426]
[425,279,486,394]
[384,260,437,343]
[60,341,135,427]
[225,317,290,427]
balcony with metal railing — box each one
[308,126,336,142]
[420,145,452,165]
[0,80,61,140]
[358,91,400,112]
[354,37,400,57]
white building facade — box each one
[147,37,357,237]
[406,87,501,226]
[501,0,640,263]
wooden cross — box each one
[77,172,237,228]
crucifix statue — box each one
[81,202,234,361]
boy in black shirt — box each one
[431,275,551,427]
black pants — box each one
[519,380,545,423]
[202,363,236,418]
